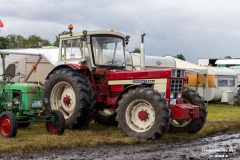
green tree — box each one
[0,36,7,49]
[175,53,186,61]
[5,34,51,48]
[5,34,27,48]
[132,47,141,53]
[26,35,51,48]
[224,55,232,59]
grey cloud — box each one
[1,0,240,62]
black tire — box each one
[94,109,117,126]
[0,111,18,138]
[44,68,96,129]
[116,87,170,140]
[46,110,66,135]
[169,88,207,134]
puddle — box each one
[1,132,240,160]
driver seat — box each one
[5,63,16,78]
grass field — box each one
[0,103,240,154]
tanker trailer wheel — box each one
[44,68,96,129]
[0,111,18,138]
[169,88,207,134]
[116,87,170,140]
[46,110,66,135]
[94,108,117,126]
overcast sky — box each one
[1,0,240,63]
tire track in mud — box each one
[1,132,240,160]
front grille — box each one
[171,79,183,98]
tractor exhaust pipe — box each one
[1,54,6,83]
[140,33,146,70]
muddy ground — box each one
[1,132,240,160]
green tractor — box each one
[0,54,65,138]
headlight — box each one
[171,70,177,77]
[170,93,174,99]
[13,98,20,105]
[177,93,182,98]
[43,98,49,105]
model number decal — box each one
[133,80,155,83]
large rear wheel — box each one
[0,111,18,138]
[44,68,96,129]
[169,88,207,133]
[116,87,170,140]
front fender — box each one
[45,64,89,80]
[114,84,150,109]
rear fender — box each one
[45,64,90,80]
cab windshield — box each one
[91,36,125,67]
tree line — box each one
[0,33,186,60]
[0,32,69,49]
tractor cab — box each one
[58,28,129,71]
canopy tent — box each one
[0,48,62,75]
[0,48,60,65]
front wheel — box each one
[0,111,18,138]
[116,87,170,140]
[46,110,66,135]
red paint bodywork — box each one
[106,69,172,80]
[170,104,200,120]
[61,65,200,121]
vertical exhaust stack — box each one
[141,33,146,70]
[1,54,6,83]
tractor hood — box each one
[4,83,44,93]
[106,69,173,80]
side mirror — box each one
[125,35,130,45]
[5,63,16,77]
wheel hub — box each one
[138,111,148,121]
[1,118,11,135]
[50,81,76,119]
[63,96,71,105]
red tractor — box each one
[43,25,207,139]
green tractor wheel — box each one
[0,111,18,138]
[46,110,66,135]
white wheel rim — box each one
[50,81,76,119]
[125,99,155,132]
